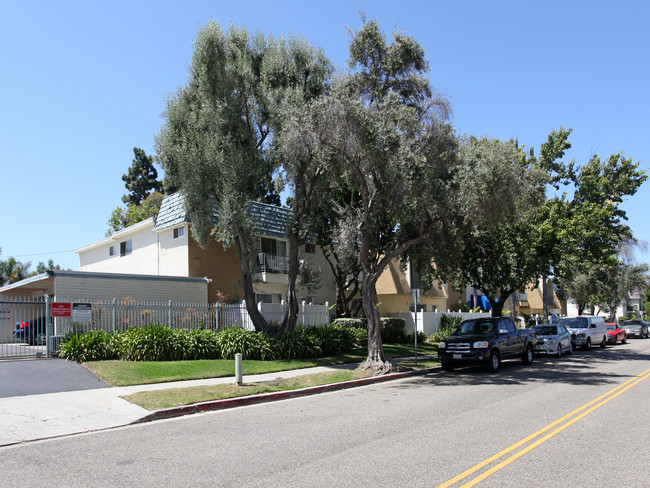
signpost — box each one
[412,288,420,366]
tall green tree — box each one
[0,255,30,285]
[430,133,563,317]
[301,18,458,372]
[268,35,333,331]
[122,148,163,206]
[156,23,328,333]
[431,127,646,319]
[106,192,165,236]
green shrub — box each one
[216,327,275,360]
[427,314,464,342]
[120,324,175,361]
[349,326,368,347]
[331,318,367,329]
[58,330,115,363]
[406,331,427,344]
[618,316,630,324]
[380,317,406,343]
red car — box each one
[606,323,627,344]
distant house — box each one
[76,192,336,306]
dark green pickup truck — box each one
[437,317,536,373]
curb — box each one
[136,365,440,423]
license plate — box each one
[453,354,462,360]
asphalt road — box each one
[1,338,650,487]
[0,357,108,397]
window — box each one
[255,293,282,304]
[305,243,316,254]
[120,239,132,257]
[173,226,185,239]
[109,246,115,256]
[260,237,286,256]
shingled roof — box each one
[153,192,293,238]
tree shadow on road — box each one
[391,342,650,389]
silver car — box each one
[533,324,573,357]
[622,320,649,339]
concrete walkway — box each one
[1,362,433,447]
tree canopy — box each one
[122,148,163,206]
[156,22,331,333]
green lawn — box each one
[122,369,376,410]
[84,342,439,387]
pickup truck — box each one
[438,317,536,373]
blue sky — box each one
[1,0,648,272]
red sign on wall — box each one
[51,302,71,317]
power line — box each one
[1,250,76,258]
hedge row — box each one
[330,317,409,343]
[57,324,368,363]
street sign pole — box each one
[412,288,420,366]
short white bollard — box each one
[235,353,243,386]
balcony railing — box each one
[255,253,289,274]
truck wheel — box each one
[441,360,454,372]
[583,338,592,351]
[486,350,500,373]
[600,336,607,348]
[522,344,534,365]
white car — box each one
[558,316,608,351]
[533,324,573,356]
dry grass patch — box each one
[123,369,374,411]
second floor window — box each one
[259,237,286,256]
[173,227,185,239]
[120,239,132,257]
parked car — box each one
[558,316,608,350]
[606,323,627,345]
[438,317,536,373]
[12,317,49,345]
[621,320,648,339]
[533,324,573,356]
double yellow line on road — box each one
[436,368,650,488]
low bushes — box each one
[427,314,464,342]
[331,317,408,343]
[58,323,368,363]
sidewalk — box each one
[0,362,437,447]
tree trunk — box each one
[509,293,517,322]
[608,286,618,322]
[282,232,300,333]
[358,276,395,374]
[235,229,268,334]
[490,298,504,317]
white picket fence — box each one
[392,310,493,335]
[222,301,330,330]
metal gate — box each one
[0,297,52,359]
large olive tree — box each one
[157,23,329,333]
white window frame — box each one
[173,226,185,239]
[120,239,132,257]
